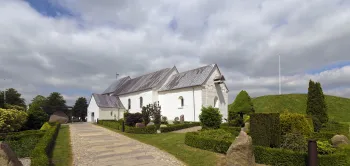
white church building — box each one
[87,64,229,123]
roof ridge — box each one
[174,64,214,75]
[129,67,171,80]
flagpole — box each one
[279,55,281,95]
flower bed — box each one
[160,122,201,133]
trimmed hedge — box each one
[184,131,234,154]
[254,146,348,166]
[250,113,281,147]
[125,125,157,134]
[160,122,201,133]
[219,125,241,135]
[31,122,61,166]
[309,131,336,141]
[280,112,313,136]
[320,121,349,136]
[97,120,122,130]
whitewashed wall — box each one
[158,86,202,122]
[99,108,125,120]
[202,67,229,120]
[119,90,153,113]
[87,96,100,122]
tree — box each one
[199,106,222,129]
[228,90,255,126]
[45,92,66,115]
[24,95,49,130]
[72,97,88,121]
[0,88,26,110]
[306,80,328,125]
[28,95,47,112]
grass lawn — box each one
[51,125,72,166]
[252,94,350,122]
[99,125,225,166]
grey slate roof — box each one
[92,93,125,109]
[114,68,173,95]
[102,76,131,94]
[159,64,216,91]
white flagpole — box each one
[279,55,281,95]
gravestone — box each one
[0,142,23,166]
[226,131,256,166]
[180,115,184,124]
[49,111,68,124]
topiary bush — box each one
[199,106,222,129]
[250,113,281,147]
[280,112,313,136]
[125,112,143,127]
[317,140,336,155]
[0,108,28,133]
[280,132,307,152]
[97,120,121,130]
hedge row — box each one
[30,122,61,166]
[160,122,201,133]
[309,131,337,141]
[219,125,241,135]
[250,113,281,147]
[0,130,45,141]
[320,121,349,136]
[184,132,233,154]
[254,146,349,166]
[97,120,122,130]
[125,125,157,134]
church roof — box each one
[159,64,216,91]
[92,93,124,108]
[102,76,131,94]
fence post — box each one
[308,139,318,166]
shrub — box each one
[141,106,151,125]
[40,122,55,131]
[244,115,250,123]
[199,106,222,129]
[0,108,28,133]
[160,122,201,133]
[228,90,255,122]
[4,104,26,111]
[4,130,44,157]
[125,125,157,134]
[317,140,336,155]
[309,131,335,141]
[219,124,241,135]
[125,112,143,127]
[228,112,243,127]
[312,116,322,132]
[161,116,168,124]
[31,122,60,166]
[198,129,236,141]
[280,132,307,152]
[97,120,121,130]
[24,109,49,130]
[280,112,313,136]
[250,113,281,147]
[184,130,235,154]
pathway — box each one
[70,123,184,166]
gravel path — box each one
[70,123,185,166]
[171,126,202,133]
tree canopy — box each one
[43,92,67,115]
[229,90,255,115]
[72,97,88,121]
[0,88,26,110]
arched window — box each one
[178,96,184,108]
[140,97,143,108]
[214,96,219,108]
[128,98,131,109]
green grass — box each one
[99,125,224,166]
[51,125,72,166]
[252,94,350,122]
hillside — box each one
[252,94,350,122]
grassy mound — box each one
[252,94,350,122]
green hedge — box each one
[309,132,336,141]
[219,125,241,135]
[280,112,313,136]
[125,125,157,134]
[254,146,348,166]
[320,121,349,136]
[160,122,201,133]
[250,113,281,147]
[184,132,233,154]
[97,120,122,130]
[30,122,61,166]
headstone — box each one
[0,142,23,166]
[135,123,145,128]
[331,135,349,147]
[147,122,155,126]
[180,115,184,124]
[49,111,68,124]
[226,131,256,166]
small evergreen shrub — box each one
[280,112,313,136]
[98,120,121,130]
[125,112,143,127]
[317,140,336,155]
[199,106,222,129]
[312,116,322,132]
[228,112,243,127]
[280,132,307,152]
[250,113,281,147]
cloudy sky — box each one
[1,0,349,105]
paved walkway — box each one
[70,123,184,166]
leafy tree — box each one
[228,90,255,126]
[306,80,328,124]
[72,97,88,121]
[44,92,66,115]
[28,95,47,112]
[24,95,49,130]
[0,88,26,109]
[199,106,222,129]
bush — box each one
[125,112,143,127]
[312,116,322,132]
[250,113,281,147]
[228,112,243,127]
[24,109,49,130]
[125,125,157,134]
[161,116,168,124]
[97,120,121,130]
[4,104,26,111]
[160,122,201,133]
[280,112,313,136]
[0,108,28,133]
[309,131,335,141]
[280,132,307,152]
[31,122,60,166]
[320,121,349,135]
[219,124,241,135]
[4,130,44,157]
[254,146,348,166]
[199,106,222,129]
[40,122,56,131]
[185,130,235,154]
[317,140,336,155]
[228,90,255,122]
